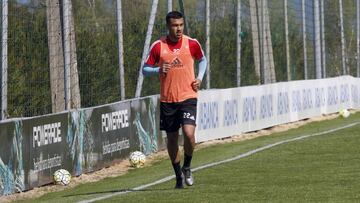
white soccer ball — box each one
[339,109,350,118]
[129,151,146,168]
[53,169,71,186]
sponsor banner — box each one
[196,88,242,142]
[67,109,99,175]
[89,102,132,167]
[23,113,68,188]
[130,95,166,155]
[0,120,29,195]
[196,76,360,142]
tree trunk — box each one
[46,0,65,113]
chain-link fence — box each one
[7,1,51,117]
[1,0,360,119]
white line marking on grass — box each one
[79,122,359,203]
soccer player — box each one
[142,11,207,189]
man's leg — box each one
[182,124,195,160]
[182,124,196,186]
[166,131,183,188]
[167,131,181,163]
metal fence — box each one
[1,0,360,119]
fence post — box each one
[168,0,172,13]
[339,0,347,75]
[62,0,71,110]
[261,0,276,84]
[46,0,66,113]
[302,0,308,79]
[314,0,322,79]
[260,0,264,83]
[357,0,360,77]
[135,0,158,98]
[61,0,81,110]
[205,0,210,89]
[320,0,326,78]
[1,0,7,120]
[116,0,125,100]
[249,1,261,83]
[236,0,241,87]
[284,0,291,81]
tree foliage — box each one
[8,0,51,117]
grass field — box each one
[15,112,360,203]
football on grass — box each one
[53,169,71,186]
[129,151,146,168]
[339,109,350,118]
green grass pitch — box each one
[15,111,360,203]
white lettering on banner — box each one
[242,97,256,122]
[292,90,302,112]
[33,122,62,148]
[102,139,130,155]
[194,76,360,143]
[359,84,360,105]
[302,89,313,110]
[340,84,350,103]
[327,86,338,106]
[102,109,129,133]
[223,99,238,127]
[260,94,273,119]
[277,92,289,115]
[198,101,219,130]
[351,85,359,104]
[315,88,326,108]
[33,154,62,172]
[359,84,360,104]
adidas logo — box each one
[171,57,184,68]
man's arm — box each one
[143,41,162,76]
[196,56,207,81]
[143,62,172,76]
[192,56,207,92]
[142,64,160,76]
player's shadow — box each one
[63,187,187,197]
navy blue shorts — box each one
[160,98,197,133]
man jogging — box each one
[142,11,207,189]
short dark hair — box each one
[166,11,183,24]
